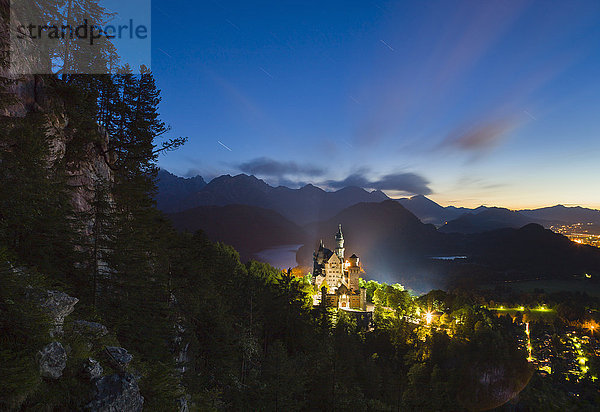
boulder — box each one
[74,320,109,339]
[36,290,79,336]
[105,347,133,368]
[37,341,67,379]
[84,358,103,381]
[86,373,144,412]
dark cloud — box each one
[326,171,432,195]
[441,117,518,153]
[237,157,325,177]
[236,158,431,194]
[373,173,432,194]
[325,173,371,188]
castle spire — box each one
[335,224,345,259]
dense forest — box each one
[1,2,599,410]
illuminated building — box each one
[312,224,366,310]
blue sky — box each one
[147,0,600,209]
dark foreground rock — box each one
[74,320,109,339]
[36,290,79,336]
[105,346,133,368]
[83,358,104,381]
[37,341,67,379]
[86,373,144,412]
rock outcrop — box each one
[83,358,104,381]
[37,341,67,379]
[105,346,133,369]
[74,320,109,339]
[0,1,47,118]
[86,373,144,412]
[35,290,79,337]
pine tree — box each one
[80,177,115,308]
[89,67,186,407]
[0,113,81,286]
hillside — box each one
[520,205,600,225]
[397,194,472,225]
[298,201,600,290]
[464,223,600,276]
[168,204,306,260]
[439,207,545,234]
[300,199,439,263]
[298,200,453,290]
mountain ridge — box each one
[158,171,390,224]
[157,170,600,232]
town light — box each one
[583,320,598,334]
[425,311,433,325]
[525,322,533,362]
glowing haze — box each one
[152,0,600,209]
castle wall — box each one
[349,295,361,309]
[324,254,343,287]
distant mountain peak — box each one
[156,169,207,213]
[158,168,206,182]
[335,186,368,194]
[207,173,270,188]
[299,183,324,193]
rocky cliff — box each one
[3,265,144,411]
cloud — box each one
[440,117,519,154]
[326,171,432,195]
[237,157,325,177]
[235,159,431,194]
[455,176,507,191]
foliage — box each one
[0,254,49,410]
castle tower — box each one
[347,253,361,291]
[335,224,345,260]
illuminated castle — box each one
[312,225,366,310]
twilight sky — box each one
[149,0,600,209]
